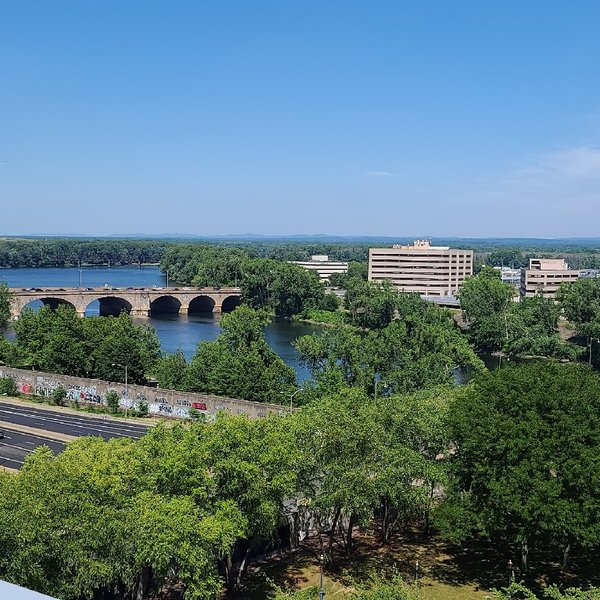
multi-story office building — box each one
[368,240,473,297]
[289,255,348,282]
[520,258,580,299]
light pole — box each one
[78,260,83,289]
[281,388,303,413]
[166,269,169,288]
[318,553,325,600]
[111,363,128,417]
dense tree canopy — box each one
[460,267,578,359]
[0,282,11,329]
[154,305,296,402]
[442,362,600,572]
[296,295,483,398]
[7,306,160,383]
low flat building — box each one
[520,258,580,299]
[368,240,473,297]
[289,255,348,282]
[494,266,521,286]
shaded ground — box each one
[232,529,600,599]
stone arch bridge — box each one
[9,287,242,319]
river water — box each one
[0,266,319,381]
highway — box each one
[0,430,65,470]
[0,401,151,469]
[0,401,149,440]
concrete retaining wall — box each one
[0,367,285,420]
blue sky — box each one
[1,1,599,237]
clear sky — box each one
[1,1,599,238]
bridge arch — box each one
[188,295,216,314]
[221,295,242,313]
[150,295,182,315]
[20,298,77,314]
[85,296,133,317]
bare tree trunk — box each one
[327,507,342,562]
[225,553,235,591]
[235,545,253,589]
[562,543,571,570]
[345,512,356,554]
[132,566,152,600]
[425,481,435,537]
[521,539,528,573]
[382,499,390,544]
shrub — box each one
[105,390,120,414]
[0,376,19,396]
[50,386,67,406]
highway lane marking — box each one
[0,408,145,439]
[0,409,148,435]
[0,440,63,453]
[0,405,149,430]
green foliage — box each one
[291,388,452,556]
[8,306,160,384]
[50,385,67,406]
[0,376,19,396]
[105,390,120,414]
[296,307,347,326]
[240,258,327,317]
[443,362,600,570]
[557,278,600,365]
[0,430,247,600]
[460,268,578,359]
[296,297,483,397]
[153,349,189,389]
[488,584,600,599]
[184,306,296,402]
[0,239,168,268]
[329,260,369,287]
[459,267,515,350]
[0,282,11,329]
[345,278,397,329]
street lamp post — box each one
[111,363,128,417]
[318,553,325,600]
[166,269,169,288]
[281,388,303,413]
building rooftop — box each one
[0,580,58,600]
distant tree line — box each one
[0,239,170,267]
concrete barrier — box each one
[0,367,286,421]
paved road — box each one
[0,401,149,441]
[0,430,65,470]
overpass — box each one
[9,286,242,318]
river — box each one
[0,266,320,381]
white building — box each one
[289,255,348,282]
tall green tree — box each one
[240,258,326,317]
[0,282,11,329]
[442,362,600,572]
[185,306,296,402]
[557,277,600,365]
[459,266,515,350]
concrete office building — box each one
[368,240,473,297]
[289,255,348,282]
[520,258,580,299]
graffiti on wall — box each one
[67,384,103,405]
